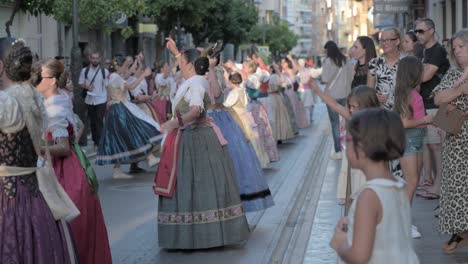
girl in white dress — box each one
[330,109,419,264]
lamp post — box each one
[71,0,86,145]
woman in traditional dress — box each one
[264,71,295,142]
[297,59,316,123]
[154,39,250,249]
[153,62,177,123]
[281,56,310,129]
[95,56,162,179]
[127,59,162,174]
[36,58,111,264]
[243,59,279,164]
[0,39,73,264]
[217,70,274,212]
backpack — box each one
[84,65,106,80]
[81,65,106,98]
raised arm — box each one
[124,68,151,90]
[207,57,222,100]
[311,82,351,120]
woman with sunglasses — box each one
[36,58,112,264]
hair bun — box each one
[194,57,209,75]
[229,72,242,85]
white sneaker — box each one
[411,225,421,239]
[113,170,133,179]
[330,152,342,160]
[147,154,160,167]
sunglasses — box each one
[381,38,398,44]
[414,28,431,34]
[32,73,54,86]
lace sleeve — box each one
[0,92,25,133]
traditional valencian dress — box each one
[154,75,250,249]
[280,74,299,135]
[152,73,177,123]
[284,74,310,128]
[128,75,161,123]
[96,73,163,165]
[44,93,112,264]
[0,89,72,264]
[245,73,279,163]
[207,79,274,213]
[259,74,295,141]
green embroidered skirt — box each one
[158,125,250,249]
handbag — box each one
[433,104,466,135]
[326,66,343,92]
[36,145,80,221]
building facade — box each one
[426,0,468,41]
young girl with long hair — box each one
[311,84,380,202]
[330,109,419,264]
[393,56,434,237]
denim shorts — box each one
[404,127,427,156]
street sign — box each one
[374,0,409,14]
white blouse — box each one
[0,92,24,134]
[44,94,77,139]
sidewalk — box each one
[303,152,468,263]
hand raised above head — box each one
[143,67,152,78]
[208,56,218,69]
[165,38,179,56]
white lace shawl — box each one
[44,93,78,139]
[0,91,25,133]
[5,83,46,154]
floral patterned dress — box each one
[432,67,468,234]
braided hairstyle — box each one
[3,40,33,82]
[43,58,68,89]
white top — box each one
[128,76,149,98]
[44,94,78,139]
[172,75,208,114]
[346,177,419,264]
[78,65,109,105]
[321,58,353,99]
[155,73,177,99]
[242,73,261,90]
[0,92,24,133]
[5,83,46,154]
[255,67,270,83]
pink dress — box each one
[45,95,112,264]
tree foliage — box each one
[248,20,298,54]
[146,0,258,46]
[2,0,259,45]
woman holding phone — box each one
[368,27,403,110]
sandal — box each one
[417,180,433,190]
[444,234,468,254]
[416,191,440,200]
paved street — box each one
[85,104,468,264]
